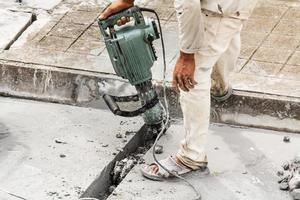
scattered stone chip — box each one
[116,133,122,138]
[279,181,289,190]
[154,145,163,154]
[283,136,290,143]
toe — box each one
[149,164,159,175]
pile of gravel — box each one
[278,154,300,200]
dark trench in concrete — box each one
[80,124,156,200]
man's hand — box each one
[172,51,197,92]
[99,0,134,25]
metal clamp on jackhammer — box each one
[102,85,159,117]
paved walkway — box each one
[0,0,300,98]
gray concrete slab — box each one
[21,0,63,10]
[0,48,115,74]
[0,10,32,50]
[108,123,300,200]
[0,0,63,10]
[0,97,143,200]
[10,11,52,49]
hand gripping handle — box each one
[98,6,144,37]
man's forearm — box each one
[180,51,194,60]
[124,0,134,3]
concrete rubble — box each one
[154,144,164,154]
[112,146,149,187]
[278,154,300,199]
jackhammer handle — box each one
[98,6,144,36]
[103,94,120,115]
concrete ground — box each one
[1,96,298,200]
[0,96,142,200]
[108,122,299,200]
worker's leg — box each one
[177,14,243,170]
[211,27,242,96]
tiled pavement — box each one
[1,0,300,97]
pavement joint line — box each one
[97,45,107,56]
[278,43,300,73]
[239,6,291,72]
[38,11,70,43]
[65,20,97,52]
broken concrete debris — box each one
[154,145,163,154]
[277,154,300,199]
[125,131,136,136]
[55,139,67,144]
[109,185,116,194]
[283,136,291,143]
[110,146,148,195]
[60,154,66,158]
[277,171,284,176]
[116,133,122,138]
[112,156,137,185]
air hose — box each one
[140,7,202,200]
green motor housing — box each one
[98,6,159,85]
[98,6,164,126]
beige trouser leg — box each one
[177,14,243,170]
[211,28,241,96]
